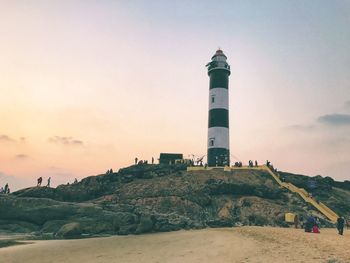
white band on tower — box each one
[209,88,229,110]
[208,127,229,149]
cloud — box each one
[285,124,316,131]
[15,154,29,159]
[49,136,84,146]
[0,134,16,142]
[317,113,350,126]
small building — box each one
[159,153,183,165]
[285,213,296,223]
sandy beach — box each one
[0,227,349,263]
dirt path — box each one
[0,227,349,263]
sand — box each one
[0,227,349,263]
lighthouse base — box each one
[207,148,230,167]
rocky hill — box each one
[0,164,349,239]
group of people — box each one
[233,162,243,167]
[37,177,51,187]
[232,160,274,168]
[66,178,78,185]
[304,216,321,233]
[37,177,80,186]
[248,160,258,167]
[134,157,155,165]
[105,169,114,174]
[301,215,347,235]
[233,160,260,167]
[188,159,205,167]
[0,183,10,194]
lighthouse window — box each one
[211,96,215,103]
[209,138,215,146]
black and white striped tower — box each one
[206,49,231,167]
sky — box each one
[0,0,350,190]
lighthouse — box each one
[206,49,231,167]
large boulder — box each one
[55,222,82,239]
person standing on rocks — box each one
[337,216,345,235]
[37,177,42,186]
[47,177,51,187]
[152,157,154,164]
[4,183,8,193]
[135,157,138,165]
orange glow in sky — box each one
[1,1,350,190]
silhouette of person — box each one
[337,217,345,235]
[294,215,299,228]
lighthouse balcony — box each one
[207,62,230,74]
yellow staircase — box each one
[225,165,339,223]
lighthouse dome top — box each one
[211,49,227,60]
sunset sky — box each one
[1,0,350,190]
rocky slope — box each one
[0,164,349,239]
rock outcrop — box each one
[0,164,349,238]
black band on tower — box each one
[208,109,229,128]
[209,70,229,89]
